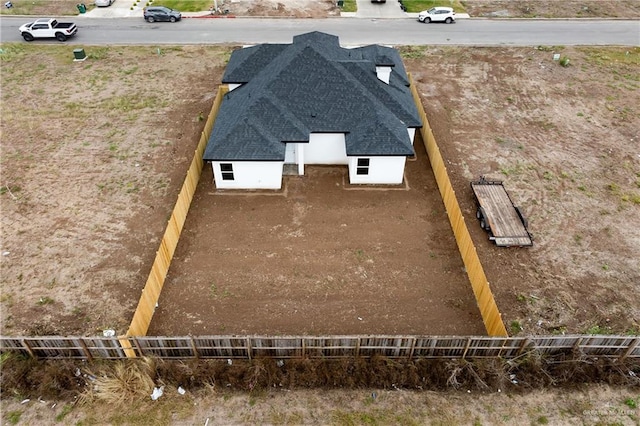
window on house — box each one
[356,158,370,175]
[220,163,234,181]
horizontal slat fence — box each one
[2,335,638,360]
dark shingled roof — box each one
[204,32,422,161]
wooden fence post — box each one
[246,338,252,360]
[78,338,93,361]
[461,337,472,359]
[118,335,136,358]
[21,339,35,358]
[190,337,199,359]
[620,338,639,360]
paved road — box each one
[1,16,638,46]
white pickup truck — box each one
[19,18,78,42]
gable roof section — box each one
[204,32,421,161]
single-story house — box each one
[203,31,422,189]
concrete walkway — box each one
[81,0,144,18]
[353,0,407,19]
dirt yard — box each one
[464,0,640,18]
[149,142,485,336]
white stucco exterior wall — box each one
[375,66,392,84]
[348,156,406,185]
[407,128,416,145]
[305,133,347,164]
[228,83,242,92]
[212,161,283,189]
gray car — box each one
[143,6,182,23]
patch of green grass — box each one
[124,182,139,194]
[55,404,74,422]
[340,0,357,13]
[208,283,232,299]
[0,185,21,196]
[159,0,211,12]
[399,46,425,59]
[624,397,638,409]
[122,66,139,76]
[581,47,640,67]
[332,409,422,426]
[510,320,523,334]
[6,410,22,425]
[103,95,166,112]
[628,193,640,204]
[0,44,29,62]
[536,45,564,52]
[0,292,13,305]
[585,324,612,335]
[37,296,54,305]
[536,416,549,425]
[499,162,524,176]
[87,47,110,61]
[401,0,465,13]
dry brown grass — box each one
[2,352,638,404]
[78,357,157,405]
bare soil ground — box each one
[149,141,485,336]
[464,0,640,18]
[403,45,640,336]
[223,0,341,17]
[1,44,229,336]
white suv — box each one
[418,6,456,23]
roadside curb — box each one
[186,14,237,19]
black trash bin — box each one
[337,0,343,6]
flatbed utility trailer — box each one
[471,177,533,247]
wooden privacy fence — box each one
[121,86,229,355]
[1,335,638,360]
[409,76,508,337]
